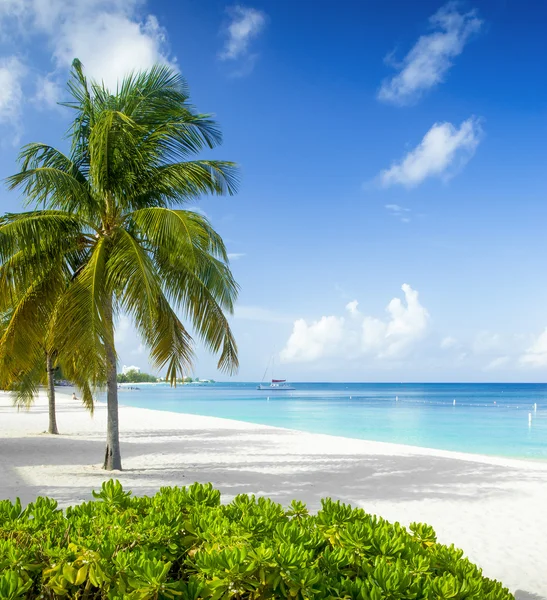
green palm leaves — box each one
[1,59,239,469]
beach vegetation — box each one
[0,481,513,599]
[117,371,158,384]
[0,299,95,435]
[1,59,239,469]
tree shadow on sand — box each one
[2,426,545,510]
[514,591,546,600]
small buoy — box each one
[534,403,537,412]
[453,399,456,406]
[396,395,398,402]
[528,412,532,426]
[267,396,270,402]
[349,396,352,400]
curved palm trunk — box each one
[103,293,122,470]
[46,352,59,435]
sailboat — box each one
[257,379,295,391]
[257,356,295,391]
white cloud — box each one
[280,316,345,363]
[54,12,172,90]
[0,0,175,93]
[385,204,411,222]
[520,329,547,367]
[345,300,359,315]
[228,252,246,261]
[440,336,457,349]
[219,5,266,74]
[0,55,25,137]
[484,356,510,370]
[280,284,429,363]
[378,2,483,105]
[472,331,504,355]
[34,75,62,110]
[379,118,482,188]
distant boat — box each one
[257,355,295,390]
[257,379,295,391]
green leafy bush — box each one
[0,480,513,599]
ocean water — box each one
[115,382,547,460]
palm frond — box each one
[9,362,43,410]
[52,237,109,384]
[106,227,194,381]
[157,252,239,374]
[130,161,239,209]
[6,144,96,216]
[0,211,92,267]
[127,206,238,373]
[0,268,62,387]
[130,207,230,262]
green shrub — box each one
[0,480,513,599]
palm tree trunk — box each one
[46,352,59,435]
[103,292,122,471]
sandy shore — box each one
[1,390,546,599]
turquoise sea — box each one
[116,382,547,460]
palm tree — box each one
[1,59,239,470]
[0,261,96,434]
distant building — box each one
[122,365,141,375]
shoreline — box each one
[99,389,547,466]
[1,390,547,598]
[110,397,547,469]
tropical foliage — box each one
[0,481,512,599]
[0,298,94,435]
[0,59,239,469]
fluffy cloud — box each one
[54,12,171,89]
[280,284,429,363]
[379,118,482,188]
[520,329,547,367]
[0,0,174,92]
[219,5,266,74]
[378,2,483,105]
[0,56,25,130]
[280,316,345,363]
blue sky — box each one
[1,0,546,381]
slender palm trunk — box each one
[103,293,122,470]
[46,352,59,435]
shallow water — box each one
[114,382,547,459]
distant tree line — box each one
[177,376,216,383]
[117,371,158,384]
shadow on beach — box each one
[2,425,544,510]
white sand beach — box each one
[1,389,546,599]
